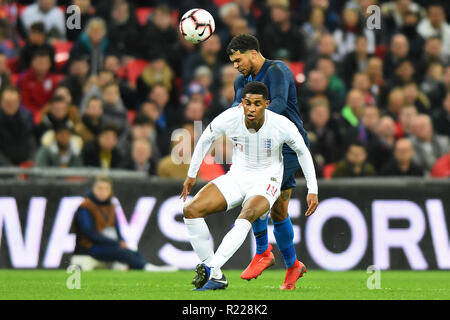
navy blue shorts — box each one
[281,150,300,190]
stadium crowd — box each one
[0,0,449,180]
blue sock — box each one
[252,215,269,254]
[273,216,297,268]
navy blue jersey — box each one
[232,59,310,152]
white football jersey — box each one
[187,107,318,194]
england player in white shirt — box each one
[180,81,319,291]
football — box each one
[179,8,215,44]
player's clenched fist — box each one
[180,177,196,202]
[305,193,319,216]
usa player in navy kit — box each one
[227,34,313,289]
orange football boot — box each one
[280,260,307,290]
[241,244,275,280]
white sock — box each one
[184,217,214,265]
[209,219,252,276]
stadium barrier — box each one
[0,175,449,270]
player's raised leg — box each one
[270,188,307,290]
[196,195,271,291]
[182,181,227,288]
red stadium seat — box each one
[289,62,305,84]
[52,40,74,71]
[323,163,336,180]
[7,57,19,73]
[213,0,233,6]
[123,59,148,85]
[136,7,153,26]
[10,73,20,86]
[127,110,136,125]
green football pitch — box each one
[0,270,449,300]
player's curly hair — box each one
[226,34,260,56]
[242,81,269,100]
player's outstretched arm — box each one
[282,119,319,216]
[180,177,196,202]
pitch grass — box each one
[0,270,449,300]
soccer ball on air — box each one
[179,8,215,44]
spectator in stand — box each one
[376,115,397,150]
[124,138,157,176]
[107,0,139,58]
[352,72,375,106]
[380,138,424,176]
[430,152,450,178]
[19,50,59,118]
[0,87,35,166]
[365,56,385,105]
[117,113,161,166]
[139,98,170,158]
[409,114,450,173]
[102,54,138,110]
[383,34,410,81]
[333,3,375,62]
[381,0,425,37]
[207,82,235,123]
[182,34,223,87]
[147,84,179,144]
[332,141,376,177]
[18,21,55,73]
[157,122,194,179]
[416,36,449,84]
[385,88,405,121]
[397,104,418,139]
[298,69,341,119]
[136,56,174,103]
[304,33,340,74]
[184,96,206,125]
[339,89,366,140]
[420,61,446,110]
[34,122,83,168]
[358,105,393,171]
[399,10,425,63]
[444,65,450,92]
[386,59,415,90]
[65,0,95,42]
[140,5,180,66]
[59,54,90,107]
[20,0,66,40]
[302,5,329,55]
[402,81,431,115]
[296,0,339,34]
[234,0,258,35]
[317,55,346,105]
[260,0,307,62]
[216,2,241,47]
[417,3,450,59]
[304,97,340,177]
[35,94,77,143]
[341,35,372,89]
[0,52,12,94]
[82,122,124,169]
[431,91,450,138]
[70,17,115,75]
[53,85,79,122]
[75,96,104,144]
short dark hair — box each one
[30,22,45,34]
[242,81,269,100]
[133,113,153,126]
[99,122,119,135]
[226,34,260,56]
